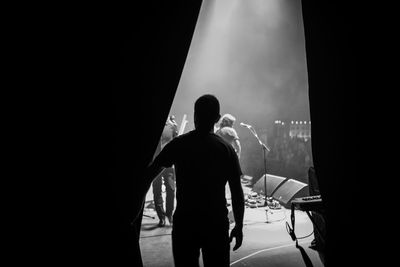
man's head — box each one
[194,94,221,131]
[219,113,236,128]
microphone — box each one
[240,122,252,128]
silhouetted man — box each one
[136,94,244,266]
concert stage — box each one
[140,195,324,267]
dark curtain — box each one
[102,2,203,265]
[108,2,203,265]
[301,2,387,266]
[6,1,202,266]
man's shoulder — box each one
[176,130,231,145]
[169,130,193,144]
[177,130,194,139]
[211,132,228,143]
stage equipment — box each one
[272,178,308,205]
[240,122,270,206]
[253,174,287,197]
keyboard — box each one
[301,195,321,201]
[291,195,323,212]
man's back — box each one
[139,95,244,266]
[155,130,242,224]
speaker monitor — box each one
[252,174,288,197]
[272,178,308,205]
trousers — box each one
[152,167,175,220]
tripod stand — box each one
[242,124,272,222]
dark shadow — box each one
[301,2,386,266]
[14,2,203,266]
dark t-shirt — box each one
[153,130,242,225]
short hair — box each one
[194,94,220,128]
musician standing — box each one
[152,115,178,226]
[216,114,241,159]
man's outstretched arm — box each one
[228,168,245,251]
[133,138,177,222]
[133,160,165,222]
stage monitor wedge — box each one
[272,179,308,205]
[252,174,288,197]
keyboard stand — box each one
[291,196,325,245]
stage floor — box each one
[140,204,324,267]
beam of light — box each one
[171,0,309,128]
[170,0,311,178]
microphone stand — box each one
[243,125,272,222]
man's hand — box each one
[229,225,243,251]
